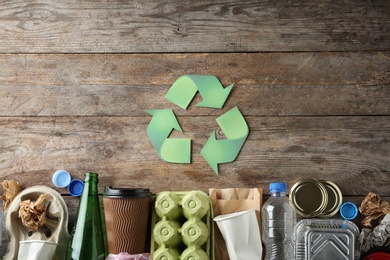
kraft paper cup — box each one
[103,186,152,254]
[18,240,57,260]
[214,209,263,260]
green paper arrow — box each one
[201,107,249,174]
[165,75,234,109]
[146,109,191,163]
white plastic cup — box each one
[214,209,263,260]
[18,240,57,260]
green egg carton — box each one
[150,191,214,260]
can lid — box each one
[269,182,287,193]
[290,179,328,218]
[103,186,151,198]
[52,170,71,188]
[340,202,358,220]
[68,179,84,196]
[318,180,343,218]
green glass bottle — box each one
[66,172,106,260]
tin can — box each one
[289,179,328,218]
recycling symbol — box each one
[146,75,249,174]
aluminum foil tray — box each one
[294,219,360,260]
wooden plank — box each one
[0,52,389,116]
[1,53,388,86]
[0,0,388,53]
[1,83,389,117]
[0,116,388,196]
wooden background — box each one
[0,0,389,257]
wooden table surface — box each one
[0,0,389,257]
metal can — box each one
[289,179,328,218]
[318,180,343,218]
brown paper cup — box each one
[103,186,152,255]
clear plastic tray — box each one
[294,219,360,260]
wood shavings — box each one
[19,193,48,231]
[1,180,22,212]
[359,192,390,227]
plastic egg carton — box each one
[150,191,214,260]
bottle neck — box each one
[271,191,286,197]
[84,172,99,183]
[83,172,99,195]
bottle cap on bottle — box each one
[68,179,84,196]
[340,202,358,220]
[269,182,287,193]
[52,170,71,188]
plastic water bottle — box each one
[262,182,296,260]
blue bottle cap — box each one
[340,202,358,220]
[269,182,287,193]
[52,170,71,188]
[68,179,84,196]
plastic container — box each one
[262,182,296,260]
[294,219,360,260]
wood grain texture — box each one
[0,52,389,116]
[0,116,388,196]
[0,0,389,53]
[0,0,389,257]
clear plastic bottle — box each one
[262,182,296,260]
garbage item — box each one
[150,191,213,260]
[294,219,360,260]
[361,248,390,260]
[18,240,57,260]
[359,214,390,253]
[214,209,262,260]
[103,186,152,255]
[289,179,327,218]
[52,170,71,188]
[105,252,150,260]
[359,192,390,227]
[19,193,48,231]
[262,182,295,260]
[1,180,22,212]
[340,202,359,220]
[4,186,70,260]
[209,188,262,260]
[67,179,84,196]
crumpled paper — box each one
[1,179,22,212]
[19,193,48,231]
[359,214,390,253]
[359,192,390,227]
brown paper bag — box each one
[209,188,263,260]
